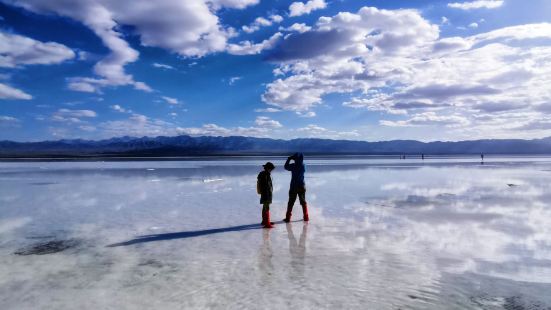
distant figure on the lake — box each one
[422,154,425,160]
[284,153,309,222]
[481,154,484,161]
[257,162,275,228]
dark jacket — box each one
[285,153,305,189]
[257,170,273,204]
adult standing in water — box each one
[283,153,309,222]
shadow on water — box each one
[107,220,295,247]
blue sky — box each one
[0,0,550,142]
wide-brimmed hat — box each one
[263,162,275,170]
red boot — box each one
[302,203,309,222]
[263,210,274,228]
[261,216,274,226]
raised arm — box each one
[284,156,294,171]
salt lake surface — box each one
[1,156,551,309]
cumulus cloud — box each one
[263,7,439,111]
[227,32,282,55]
[110,104,130,113]
[255,116,283,128]
[289,0,326,17]
[0,30,74,100]
[3,0,259,93]
[0,30,74,68]
[448,0,504,10]
[259,4,551,137]
[242,15,283,33]
[0,82,32,100]
[279,23,312,33]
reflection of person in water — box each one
[284,153,309,222]
[286,223,308,279]
[258,229,274,283]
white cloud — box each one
[52,109,97,123]
[270,14,283,23]
[289,0,326,17]
[162,96,179,105]
[469,22,479,28]
[0,115,20,127]
[259,4,551,138]
[227,32,282,55]
[152,63,175,70]
[296,124,360,139]
[448,0,504,10]
[4,0,259,93]
[0,30,75,68]
[263,6,439,111]
[296,111,316,118]
[66,81,96,93]
[0,82,32,100]
[380,112,470,128]
[178,123,269,137]
[209,0,259,9]
[110,104,130,113]
[98,113,181,137]
[79,125,96,132]
[255,107,281,113]
[0,30,73,100]
[229,76,241,85]
[279,23,312,33]
[242,15,282,33]
[297,124,326,133]
[255,116,283,128]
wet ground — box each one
[1,156,550,309]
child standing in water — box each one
[257,162,275,228]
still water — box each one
[1,156,550,309]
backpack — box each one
[256,171,263,194]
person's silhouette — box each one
[258,162,276,228]
[258,229,274,283]
[283,153,309,222]
[286,223,308,280]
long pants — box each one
[288,187,307,210]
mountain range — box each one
[2,135,551,158]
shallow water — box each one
[1,156,551,309]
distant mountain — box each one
[2,135,551,158]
